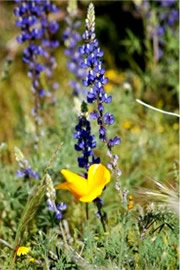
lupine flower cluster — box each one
[156,0,178,60]
[79,3,121,178]
[157,0,178,36]
[70,3,122,229]
[136,0,178,60]
[46,173,67,220]
[14,0,59,128]
[63,0,86,96]
[14,147,39,179]
[74,101,100,170]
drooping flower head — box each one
[63,0,86,96]
[14,0,60,130]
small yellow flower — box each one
[173,123,179,130]
[56,164,111,202]
[123,121,132,129]
[17,246,30,256]
[106,69,119,83]
[29,257,35,263]
[128,195,134,210]
[105,83,113,92]
[157,126,164,133]
[131,126,140,135]
[106,70,125,84]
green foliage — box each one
[0,1,179,270]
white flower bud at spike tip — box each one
[86,3,95,31]
[67,0,77,16]
[14,146,29,169]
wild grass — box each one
[0,84,178,269]
[0,1,179,269]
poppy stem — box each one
[85,203,89,220]
[96,203,106,232]
[99,209,106,232]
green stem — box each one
[85,203,89,220]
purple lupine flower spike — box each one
[14,0,60,132]
[138,0,178,61]
[79,4,120,145]
[79,3,122,183]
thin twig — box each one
[136,99,180,118]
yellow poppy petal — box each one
[58,169,88,198]
[87,164,111,193]
[56,182,83,199]
[56,182,70,190]
[80,184,105,202]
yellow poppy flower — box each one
[17,246,30,256]
[56,164,111,202]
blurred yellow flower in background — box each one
[173,123,179,130]
[157,126,164,133]
[17,246,30,256]
[105,83,113,92]
[123,121,132,129]
[29,257,35,263]
[106,69,120,84]
[131,126,141,135]
[106,70,125,84]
